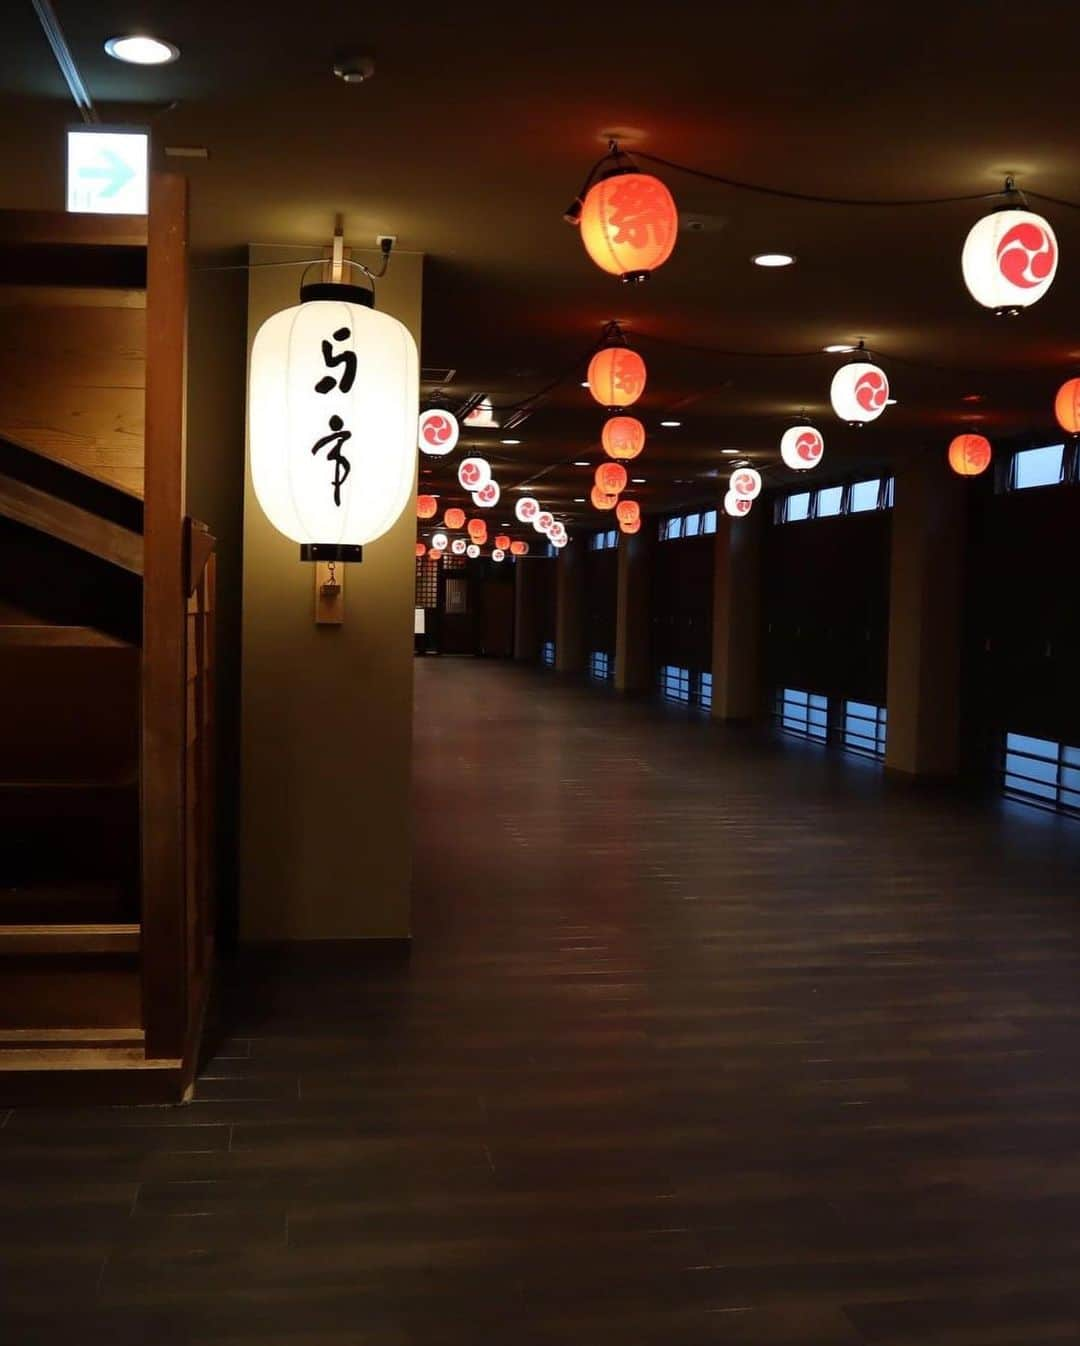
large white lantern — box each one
[250,281,418,559]
[830,361,889,425]
[458,457,492,492]
[418,408,460,457]
[961,209,1057,314]
[723,490,752,518]
[780,425,824,471]
[515,495,539,524]
[729,466,762,500]
[472,479,500,508]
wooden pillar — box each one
[885,454,967,778]
[710,508,764,722]
[141,172,189,1060]
[555,539,586,674]
[615,528,652,692]
[513,557,542,661]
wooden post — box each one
[141,172,189,1060]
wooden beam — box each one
[0,625,131,648]
[140,172,189,1061]
[0,472,143,573]
[0,925,140,955]
[0,210,147,248]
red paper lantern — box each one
[601,416,646,461]
[595,462,628,496]
[494,533,511,550]
[443,507,465,530]
[587,347,646,409]
[510,540,529,556]
[415,541,427,557]
[579,172,678,282]
[1054,378,1080,434]
[619,517,641,535]
[416,494,438,520]
[615,499,640,526]
[590,485,618,511]
[947,433,992,477]
[467,518,487,544]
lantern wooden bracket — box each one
[315,561,345,625]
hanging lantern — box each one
[601,415,646,461]
[615,499,640,526]
[590,485,618,510]
[534,511,554,534]
[458,457,491,491]
[780,425,824,471]
[962,208,1058,315]
[443,506,465,530]
[417,408,460,457]
[494,533,511,550]
[249,279,418,558]
[579,171,678,282]
[515,495,539,524]
[468,518,488,544]
[472,479,501,508]
[729,466,762,499]
[548,521,567,544]
[416,494,438,520]
[723,491,752,518]
[619,517,641,535]
[415,541,427,557]
[595,462,628,495]
[451,537,467,555]
[1054,378,1080,433]
[830,361,890,425]
[492,548,505,562]
[466,543,481,558]
[947,433,992,477]
[431,531,448,551]
[551,535,568,549]
[587,346,647,409]
[510,540,529,556]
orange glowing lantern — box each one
[443,507,465,530]
[494,533,511,550]
[416,494,438,520]
[1054,378,1080,434]
[619,517,641,535]
[615,499,640,526]
[595,462,628,496]
[601,415,646,461]
[510,540,529,556]
[590,485,618,510]
[947,433,992,477]
[579,172,678,282]
[587,346,647,409]
[468,518,487,544]
[415,541,427,557]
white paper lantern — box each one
[780,425,824,471]
[962,209,1057,313]
[515,495,539,524]
[492,547,505,562]
[723,490,752,518]
[249,284,418,555]
[417,408,460,457]
[730,466,762,500]
[451,537,467,555]
[431,531,448,551]
[472,479,501,508]
[830,361,889,424]
[551,535,568,549]
[458,457,492,492]
[466,543,480,558]
[534,511,554,534]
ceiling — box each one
[5,1,1080,537]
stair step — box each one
[0,1026,144,1048]
[0,923,139,955]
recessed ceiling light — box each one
[752,253,795,268]
[104,34,179,64]
[574,497,586,503]
[501,439,521,445]
[573,461,590,467]
[885,398,898,406]
[721,449,739,456]
[580,381,590,388]
[660,420,681,428]
[631,478,646,483]
[823,343,856,354]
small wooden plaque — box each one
[315,562,344,624]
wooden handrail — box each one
[0,472,143,574]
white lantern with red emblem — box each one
[249,281,418,558]
[458,457,491,492]
[417,408,460,457]
[729,466,762,500]
[515,495,539,524]
[466,543,480,558]
[780,425,824,472]
[830,362,889,425]
[431,531,448,551]
[472,479,500,509]
[534,511,554,535]
[492,547,506,562]
[962,209,1058,314]
[451,537,467,555]
[723,491,753,518]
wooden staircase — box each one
[0,181,215,1104]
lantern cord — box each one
[194,256,390,280]
[1025,189,1080,212]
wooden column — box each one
[513,557,540,661]
[615,528,652,692]
[141,172,189,1060]
[555,539,586,674]
[710,508,764,722]
[885,454,968,778]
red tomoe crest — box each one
[519,498,537,519]
[476,482,498,504]
[854,370,888,412]
[733,496,751,515]
[796,430,823,462]
[997,222,1056,289]
[422,413,453,446]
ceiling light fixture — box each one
[823,343,856,354]
[500,439,521,445]
[720,449,739,456]
[752,252,795,267]
[631,477,646,483]
[660,420,681,428]
[573,461,591,467]
[104,34,179,64]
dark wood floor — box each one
[4,657,1080,1344]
